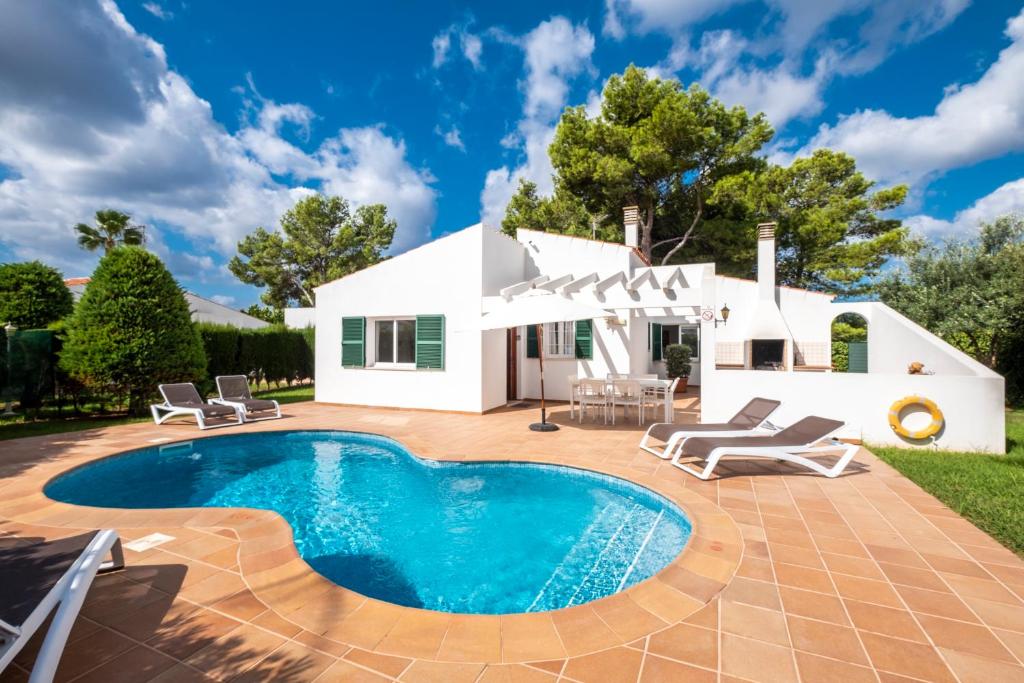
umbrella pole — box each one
[530,322,558,432]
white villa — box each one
[313,211,1006,453]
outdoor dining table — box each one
[568,377,675,424]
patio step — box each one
[526,502,624,612]
[527,502,664,611]
[565,505,662,607]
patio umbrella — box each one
[478,291,613,432]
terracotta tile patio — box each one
[2,394,1023,682]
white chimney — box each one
[757,222,776,300]
[623,205,640,248]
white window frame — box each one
[372,317,416,369]
[544,321,575,359]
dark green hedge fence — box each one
[196,323,314,390]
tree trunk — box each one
[640,200,654,262]
[660,189,703,266]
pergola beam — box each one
[500,275,550,300]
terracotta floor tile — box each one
[69,645,178,683]
[820,552,885,580]
[435,616,501,662]
[375,611,451,660]
[773,562,835,594]
[832,573,903,608]
[778,586,849,625]
[794,651,877,683]
[639,653,716,682]
[859,630,957,682]
[895,584,979,622]
[646,622,717,670]
[843,599,927,642]
[550,606,620,657]
[183,622,285,679]
[476,663,557,683]
[500,615,565,663]
[145,607,243,661]
[721,577,781,611]
[720,633,798,683]
[917,613,1016,662]
[343,647,411,678]
[316,659,391,682]
[250,609,303,639]
[231,640,337,683]
[210,590,267,622]
[721,600,789,646]
[148,664,218,683]
[179,571,248,607]
[51,626,135,681]
[786,614,869,665]
[397,660,484,682]
[563,646,643,682]
[939,648,1024,683]
[877,561,950,592]
[961,596,1024,632]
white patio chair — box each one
[610,379,644,425]
[578,378,609,424]
[1,530,124,683]
[670,416,859,480]
[211,375,282,423]
[642,377,679,424]
[567,375,580,419]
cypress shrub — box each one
[196,323,314,390]
[60,247,206,413]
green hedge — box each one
[197,323,314,390]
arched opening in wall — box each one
[832,313,868,373]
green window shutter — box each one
[574,319,593,359]
[847,341,868,373]
[415,315,445,369]
[341,317,365,367]
[526,324,539,358]
[652,322,663,361]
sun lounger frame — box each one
[150,384,243,430]
[0,530,124,683]
[209,375,281,423]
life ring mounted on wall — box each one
[888,396,944,440]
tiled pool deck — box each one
[2,395,1024,682]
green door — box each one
[847,341,868,373]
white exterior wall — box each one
[315,226,488,413]
[284,307,316,329]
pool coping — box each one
[4,420,743,664]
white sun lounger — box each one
[639,397,782,460]
[670,416,859,480]
[0,530,124,683]
[150,383,242,430]
[210,375,281,423]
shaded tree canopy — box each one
[0,261,74,329]
[74,209,145,253]
[229,193,396,308]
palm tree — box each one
[74,210,145,253]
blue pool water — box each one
[46,431,691,614]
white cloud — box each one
[904,178,1024,239]
[142,2,171,20]
[626,1,970,130]
[431,24,484,70]
[435,124,466,151]
[0,0,437,278]
[431,31,451,68]
[798,9,1024,189]
[479,17,595,226]
[602,0,626,40]
[210,294,236,306]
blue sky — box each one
[0,0,1022,308]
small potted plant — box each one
[665,343,692,394]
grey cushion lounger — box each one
[151,383,242,429]
[640,397,782,459]
[211,376,282,422]
[673,415,858,480]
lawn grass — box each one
[872,409,1024,556]
[0,383,315,441]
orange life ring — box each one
[888,396,943,440]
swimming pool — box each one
[46,431,691,614]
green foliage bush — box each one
[665,343,693,379]
[60,247,206,413]
[0,261,74,329]
[832,341,849,372]
[196,322,314,392]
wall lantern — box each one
[711,303,729,328]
